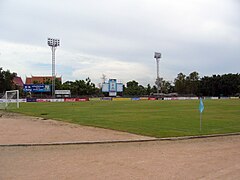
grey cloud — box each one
[0,0,239,86]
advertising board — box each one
[24,84,51,92]
[64,98,89,102]
[112,98,131,101]
[101,97,112,101]
[36,99,51,102]
[131,98,140,101]
[55,90,71,95]
[26,98,37,102]
[148,97,156,100]
[140,97,148,100]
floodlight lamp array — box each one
[48,38,60,47]
[154,52,161,59]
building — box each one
[25,76,62,84]
[13,76,24,89]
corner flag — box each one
[199,98,204,113]
[199,97,204,131]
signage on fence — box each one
[64,98,89,102]
[26,98,37,102]
[113,98,131,101]
[23,84,51,93]
[131,98,140,101]
[36,99,51,102]
[101,97,112,101]
[148,97,156,100]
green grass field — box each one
[10,99,240,138]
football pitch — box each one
[11,99,240,138]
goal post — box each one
[0,90,19,109]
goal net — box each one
[0,90,19,110]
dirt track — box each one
[0,112,240,179]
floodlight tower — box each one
[47,38,60,98]
[154,52,162,94]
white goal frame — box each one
[1,90,20,109]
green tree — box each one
[151,85,157,94]
[146,84,152,95]
[33,80,40,84]
[199,73,240,96]
[161,80,174,94]
[174,73,186,94]
[186,71,200,95]
[0,67,17,93]
[61,78,99,96]
[124,80,141,96]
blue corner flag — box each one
[199,98,204,113]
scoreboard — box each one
[102,79,123,96]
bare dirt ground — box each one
[0,112,240,179]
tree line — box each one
[0,67,239,97]
[174,72,240,97]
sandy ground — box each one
[0,112,240,179]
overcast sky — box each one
[0,0,239,86]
